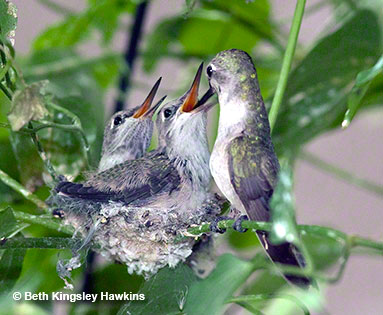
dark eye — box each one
[113,115,123,126]
[163,108,173,119]
[206,65,214,78]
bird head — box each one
[99,78,166,171]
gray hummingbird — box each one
[98,77,165,172]
[54,64,219,276]
[201,49,310,286]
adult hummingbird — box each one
[98,77,165,172]
[201,49,310,286]
[54,64,220,276]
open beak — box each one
[133,77,162,118]
[142,95,167,118]
[181,64,217,114]
[180,63,203,113]
[196,86,215,109]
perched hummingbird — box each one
[54,64,220,277]
[201,49,310,286]
[98,77,164,172]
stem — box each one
[13,211,74,235]
[0,57,11,81]
[28,122,59,183]
[0,45,12,91]
[114,1,149,113]
[23,52,120,79]
[228,294,310,315]
[35,0,75,16]
[0,237,76,249]
[0,168,48,211]
[0,81,12,99]
[269,0,306,132]
[351,235,383,252]
[47,101,91,166]
[300,150,383,197]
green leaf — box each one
[342,54,383,128]
[0,207,16,239]
[33,15,92,51]
[87,0,134,44]
[33,0,133,50]
[144,0,272,71]
[119,264,197,315]
[22,48,106,165]
[184,254,257,315]
[269,164,299,245]
[301,232,344,271]
[9,132,45,191]
[179,10,260,56]
[0,0,17,44]
[0,236,26,295]
[201,0,273,43]
[7,81,50,131]
[272,10,382,154]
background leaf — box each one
[272,10,382,154]
[342,54,383,128]
[0,0,17,43]
[0,236,26,295]
[120,264,197,315]
[184,254,258,315]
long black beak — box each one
[194,86,215,110]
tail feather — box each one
[256,230,311,287]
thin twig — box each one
[228,294,310,315]
[35,0,75,16]
[28,122,59,183]
[114,0,149,113]
[269,0,306,132]
[23,52,120,79]
[0,44,13,91]
[0,81,12,99]
[13,211,74,235]
[0,168,48,211]
[300,150,383,197]
[0,237,76,249]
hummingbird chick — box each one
[53,64,220,278]
[201,49,310,286]
[51,78,166,231]
[99,77,164,172]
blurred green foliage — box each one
[0,0,382,314]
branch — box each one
[35,0,75,16]
[0,168,48,211]
[23,52,120,79]
[0,237,77,249]
[227,294,310,315]
[13,211,74,235]
[269,0,306,132]
[300,150,383,197]
[185,219,382,282]
[114,1,149,113]
[28,122,60,183]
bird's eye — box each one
[163,108,173,119]
[206,65,214,78]
[113,115,123,126]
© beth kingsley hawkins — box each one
[19,292,145,303]
[1,1,383,315]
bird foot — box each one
[232,215,249,233]
[210,216,231,234]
